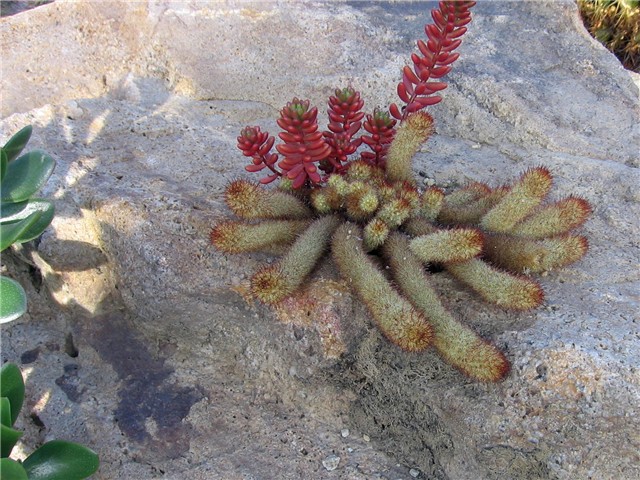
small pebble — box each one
[409,468,421,478]
[363,434,370,442]
[322,454,341,471]
[341,428,350,438]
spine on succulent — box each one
[419,186,445,221]
[507,196,592,239]
[345,159,385,183]
[344,181,379,221]
[327,174,352,196]
[480,167,553,233]
[403,217,439,237]
[390,0,475,121]
[211,220,310,254]
[224,179,312,219]
[332,223,433,351]
[376,197,414,228]
[443,181,492,206]
[310,184,342,214]
[438,186,509,225]
[276,98,332,189]
[446,259,544,310]
[361,108,397,168]
[237,126,281,184]
[409,228,483,263]
[383,233,509,382]
[394,181,421,209]
[251,215,341,304]
[484,233,589,274]
[385,111,435,183]
[363,218,390,252]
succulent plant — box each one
[1,126,56,324]
[1,363,100,480]
[210,1,592,382]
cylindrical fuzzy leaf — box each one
[419,186,445,221]
[345,160,384,183]
[251,215,340,304]
[447,258,544,310]
[484,233,589,273]
[438,187,508,226]
[480,167,553,233]
[409,228,483,264]
[345,183,379,221]
[403,217,438,236]
[509,196,592,239]
[383,233,509,381]
[376,197,413,228]
[442,182,491,207]
[386,111,434,183]
[310,185,342,214]
[363,218,389,252]
[332,223,433,351]
[210,220,310,254]
[224,179,312,219]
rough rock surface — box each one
[1,1,639,479]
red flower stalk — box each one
[276,98,332,189]
[361,108,397,168]
[322,87,365,173]
[237,126,281,184]
[390,0,476,122]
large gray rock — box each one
[1,1,638,479]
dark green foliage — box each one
[0,363,100,480]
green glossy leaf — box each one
[0,397,12,427]
[0,200,54,244]
[0,277,27,324]
[0,211,42,251]
[1,149,7,183]
[0,151,55,203]
[0,458,29,480]
[22,441,99,480]
[0,364,24,425]
[2,126,32,163]
[0,424,23,458]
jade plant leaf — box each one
[22,440,100,480]
[0,150,55,203]
[1,423,23,458]
[0,276,28,324]
[1,199,55,245]
[0,457,29,480]
[2,125,32,163]
[0,211,43,252]
[0,397,12,427]
[0,363,25,425]
[1,149,7,183]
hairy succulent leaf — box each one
[384,233,509,381]
[224,179,312,220]
[332,223,433,352]
[447,259,544,310]
[251,215,340,304]
[210,219,310,254]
